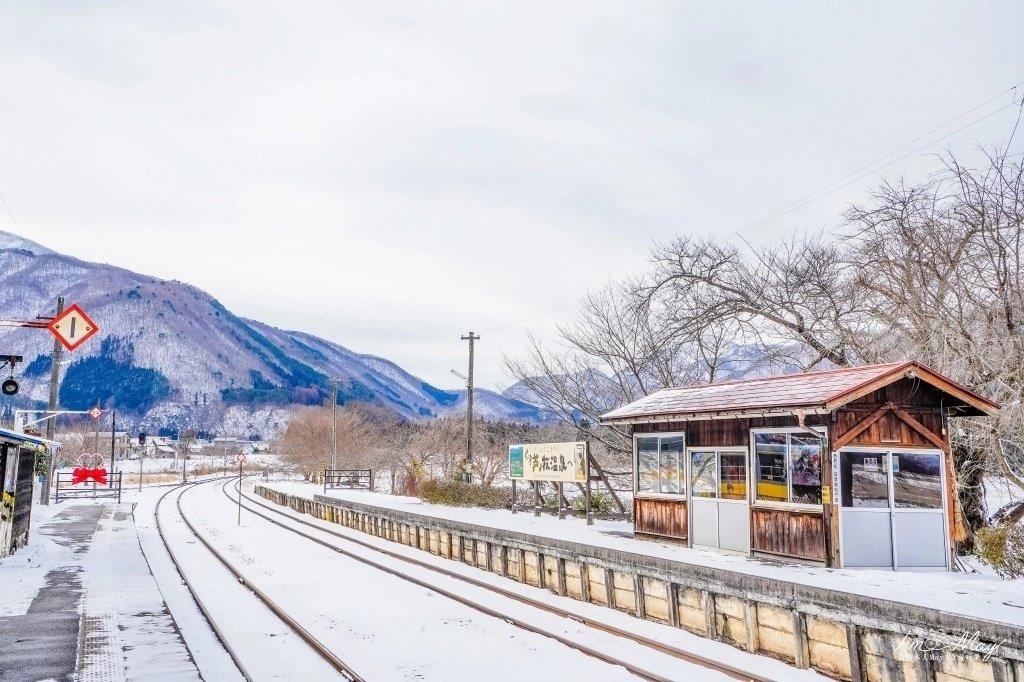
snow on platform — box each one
[268,479,1024,629]
[0,498,199,681]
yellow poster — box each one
[509,442,587,482]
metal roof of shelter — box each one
[600,361,999,424]
[0,427,60,449]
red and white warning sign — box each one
[47,304,99,351]
[234,453,247,465]
[88,406,103,421]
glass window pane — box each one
[755,433,788,502]
[719,453,747,500]
[636,437,659,493]
[892,452,943,509]
[690,451,717,498]
[659,436,684,494]
[840,452,889,508]
[790,435,823,504]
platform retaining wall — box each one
[254,485,1024,682]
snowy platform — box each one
[0,499,199,681]
[266,480,1024,636]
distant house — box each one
[77,431,134,459]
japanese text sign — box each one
[509,441,587,483]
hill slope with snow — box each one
[0,231,550,437]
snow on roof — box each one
[0,427,60,449]
[600,361,998,423]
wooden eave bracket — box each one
[831,402,895,451]
[831,401,951,453]
[825,364,998,418]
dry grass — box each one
[121,472,183,485]
[119,462,266,486]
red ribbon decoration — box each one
[71,467,108,485]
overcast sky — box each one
[1,2,1022,389]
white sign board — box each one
[508,442,587,483]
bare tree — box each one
[507,283,730,455]
[645,233,873,370]
[846,143,1024,527]
[508,126,1024,540]
[277,405,378,481]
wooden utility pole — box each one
[460,332,479,482]
[237,459,243,525]
[40,297,65,505]
[109,409,116,474]
[330,377,339,471]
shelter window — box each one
[892,452,942,509]
[635,434,684,494]
[690,451,717,498]
[719,452,748,500]
[839,451,889,508]
[690,449,748,501]
[754,430,824,505]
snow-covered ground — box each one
[985,476,1024,519]
[167,477,788,681]
[1,476,824,680]
[0,493,198,680]
[232,477,825,681]
[265,480,1024,629]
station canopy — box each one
[0,426,60,450]
[600,361,998,425]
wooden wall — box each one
[641,414,827,448]
[751,508,826,561]
[634,497,687,541]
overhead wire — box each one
[394,81,1024,381]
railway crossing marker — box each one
[46,303,99,351]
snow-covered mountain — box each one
[0,231,550,438]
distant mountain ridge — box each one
[0,230,551,438]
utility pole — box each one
[109,409,116,474]
[330,377,338,471]
[40,297,65,505]
[460,332,479,482]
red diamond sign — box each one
[47,304,99,352]
[235,453,247,464]
[88,406,103,421]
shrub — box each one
[569,490,618,514]
[419,478,511,509]
[976,523,1024,578]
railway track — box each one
[227,478,769,682]
[154,479,365,682]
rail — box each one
[157,479,365,681]
[233,479,765,682]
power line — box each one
[0,190,21,233]
[476,82,1024,340]
[406,81,1024,379]
[735,82,1023,238]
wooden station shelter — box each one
[600,361,998,570]
[0,427,54,558]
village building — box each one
[600,361,998,570]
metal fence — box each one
[324,468,373,493]
[54,472,123,503]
